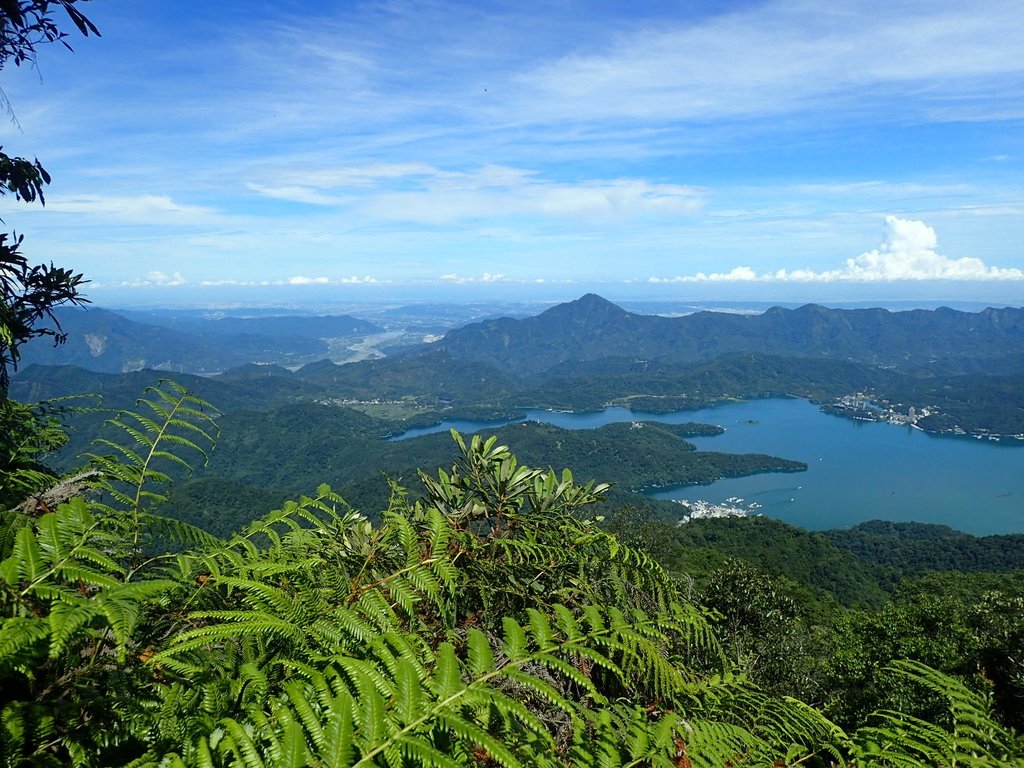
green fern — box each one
[149,602,844,767]
[85,380,221,569]
[0,382,225,766]
[0,397,77,511]
[131,434,848,767]
[85,381,219,501]
[850,660,1024,767]
[15,409,997,768]
[0,496,182,765]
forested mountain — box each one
[438,294,1024,375]
[13,292,1024,447]
[295,349,525,407]
[131,312,381,339]
[7,304,1024,764]
[6,0,1024,761]
[825,520,1024,576]
[16,307,381,373]
[10,362,326,413]
[5,384,1023,765]
[28,297,1024,381]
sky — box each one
[2,0,1024,307]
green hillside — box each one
[4,384,1023,765]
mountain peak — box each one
[576,292,621,308]
[542,293,628,319]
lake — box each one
[394,398,1024,535]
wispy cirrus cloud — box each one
[11,194,221,226]
[512,0,1024,126]
[248,163,704,224]
[244,185,352,207]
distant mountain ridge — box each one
[16,308,381,374]
[438,293,1024,375]
[142,313,381,338]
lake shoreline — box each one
[389,398,1024,536]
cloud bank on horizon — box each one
[96,215,1022,292]
[649,217,1024,284]
[2,0,1023,301]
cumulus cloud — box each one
[287,275,380,285]
[148,271,188,286]
[197,279,276,287]
[196,275,381,287]
[828,216,1024,280]
[650,266,758,283]
[649,216,1024,283]
[440,273,504,284]
[101,271,190,288]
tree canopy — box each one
[3,387,1023,766]
[0,0,97,394]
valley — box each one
[8,295,1024,764]
[12,294,1024,536]
[6,3,1024,763]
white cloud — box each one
[198,279,258,287]
[439,273,509,284]
[650,216,1024,283]
[440,273,474,284]
[44,195,219,225]
[287,275,380,285]
[247,163,704,223]
[278,163,441,188]
[359,177,703,224]
[267,163,532,193]
[245,184,351,206]
[98,271,190,288]
[650,266,758,283]
[147,271,188,286]
[513,0,1024,125]
[826,216,1024,280]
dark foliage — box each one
[1,0,98,393]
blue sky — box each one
[2,0,1024,305]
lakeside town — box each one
[677,497,763,524]
[823,393,1024,442]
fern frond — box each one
[86,381,219,530]
[851,660,1024,767]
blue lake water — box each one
[393,398,1024,535]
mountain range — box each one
[16,308,382,374]
[20,295,1024,378]
[437,293,1024,375]
[12,294,1024,440]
